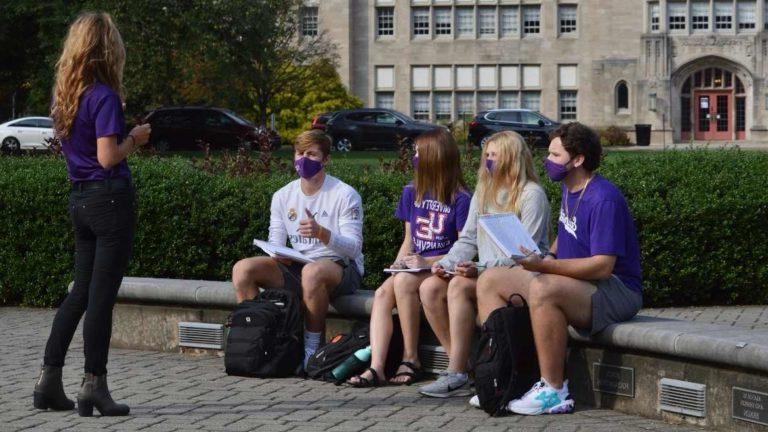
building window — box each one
[412,66,430,89]
[500,7,519,37]
[715,1,733,30]
[681,96,692,132]
[559,91,577,121]
[456,66,474,89]
[522,92,541,112]
[434,67,452,89]
[500,66,519,89]
[376,66,394,89]
[691,1,710,32]
[616,81,629,112]
[522,65,541,89]
[765,0,768,30]
[559,5,577,35]
[558,65,577,88]
[377,7,394,36]
[456,93,475,120]
[434,93,452,122]
[736,97,746,131]
[478,92,497,112]
[649,2,660,32]
[478,66,497,89]
[668,2,687,31]
[523,6,540,36]
[412,93,430,120]
[376,93,394,109]
[500,92,520,109]
[738,1,757,30]
[479,7,497,37]
[412,8,430,37]
[456,7,474,37]
[435,7,452,36]
[301,7,318,37]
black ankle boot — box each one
[33,365,75,411]
[76,373,129,417]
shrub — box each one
[0,149,766,308]
[600,126,631,147]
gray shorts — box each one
[588,275,643,335]
[276,259,361,299]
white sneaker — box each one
[468,394,480,408]
[507,379,574,415]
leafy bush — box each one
[600,126,631,147]
[1,149,766,308]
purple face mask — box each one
[485,159,496,174]
[412,155,419,170]
[295,157,323,179]
[543,158,570,182]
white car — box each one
[0,116,54,151]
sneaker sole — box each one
[509,399,574,415]
[420,388,472,398]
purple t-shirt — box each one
[395,184,471,257]
[60,83,131,183]
[556,175,643,293]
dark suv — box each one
[325,108,443,151]
[468,109,560,148]
[143,107,280,151]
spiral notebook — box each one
[477,213,540,259]
[253,239,315,264]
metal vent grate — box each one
[178,322,224,350]
[659,378,707,417]
[419,344,448,373]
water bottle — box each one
[330,346,372,381]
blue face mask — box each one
[485,159,496,174]
[294,157,323,179]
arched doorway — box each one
[680,67,747,141]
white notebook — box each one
[383,267,431,274]
[478,213,540,259]
[253,239,315,264]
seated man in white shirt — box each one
[232,130,364,367]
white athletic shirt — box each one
[268,174,364,275]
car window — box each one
[347,112,378,123]
[155,111,194,127]
[497,111,521,123]
[520,112,542,126]
[204,112,235,128]
[485,112,499,121]
[36,119,53,128]
[376,113,398,124]
[10,119,37,128]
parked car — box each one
[143,107,280,151]
[311,111,336,131]
[0,116,54,152]
[468,109,560,148]
[325,108,443,151]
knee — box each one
[528,277,557,305]
[475,270,499,299]
[301,262,325,287]
[393,275,419,298]
[374,283,394,303]
[419,279,446,307]
[232,259,255,289]
[447,278,474,302]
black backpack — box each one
[224,289,303,377]
[305,325,369,383]
[473,294,540,416]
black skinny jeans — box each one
[43,181,136,375]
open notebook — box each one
[253,239,315,264]
[478,213,540,259]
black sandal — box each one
[389,361,422,386]
[348,368,383,388]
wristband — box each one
[126,134,136,148]
[546,252,557,259]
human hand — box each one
[129,123,151,147]
[453,261,478,278]
[515,246,543,271]
[401,253,427,269]
[298,209,323,238]
[431,262,448,278]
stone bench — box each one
[83,277,768,431]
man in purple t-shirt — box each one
[475,122,642,416]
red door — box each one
[694,91,732,140]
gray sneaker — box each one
[419,372,471,398]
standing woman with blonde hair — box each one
[419,130,550,398]
[34,12,150,417]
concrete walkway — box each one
[0,307,742,432]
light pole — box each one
[11,89,17,119]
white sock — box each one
[541,377,569,396]
[303,330,322,368]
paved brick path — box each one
[0,307,711,432]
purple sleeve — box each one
[454,192,471,233]
[588,200,627,257]
[94,93,124,139]
[394,186,412,222]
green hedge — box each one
[1,149,767,308]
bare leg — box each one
[349,276,395,385]
[301,260,343,333]
[476,266,537,323]
[446,276,477,373]
[419,275,451,355]
[232,257,285,303]
[390,272,430,384]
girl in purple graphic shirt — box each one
[347,129,470,387]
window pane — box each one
[456,92,475,119]
[520,110,541,125]
[479,7,496,36]
[736,96,746,131]
[523,6,540,35]
[650,2,660,32]
[691,1,710,31]
[559,65,577,88]
[413,8,430,36]
[559,91,577,121]
[559,5,577,34]
[500,7,519,36]
[376,67,394,89]
[738,1,756,30]
[478,66,497,89]
[377,7,394,36]
[435,8,452,35]
[500,92,520,109]
[522,65,540,88]
[412,93,430,120]
[617,82,629,110]
[521,92,541,112]
[500,66,519,89]
[668,2,686,30]
[715,1,733,30]
[456,66,475,89]
[478,92,497,111]
[434,93,452,122]
[434,67,452,88]
[301,7,318,37]
[456,7,474,36]
[376,93,394,109]
[412,66,430,89]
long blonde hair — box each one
[413,128,467,205]
[51,12,125,138]
[476,131,539,215]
